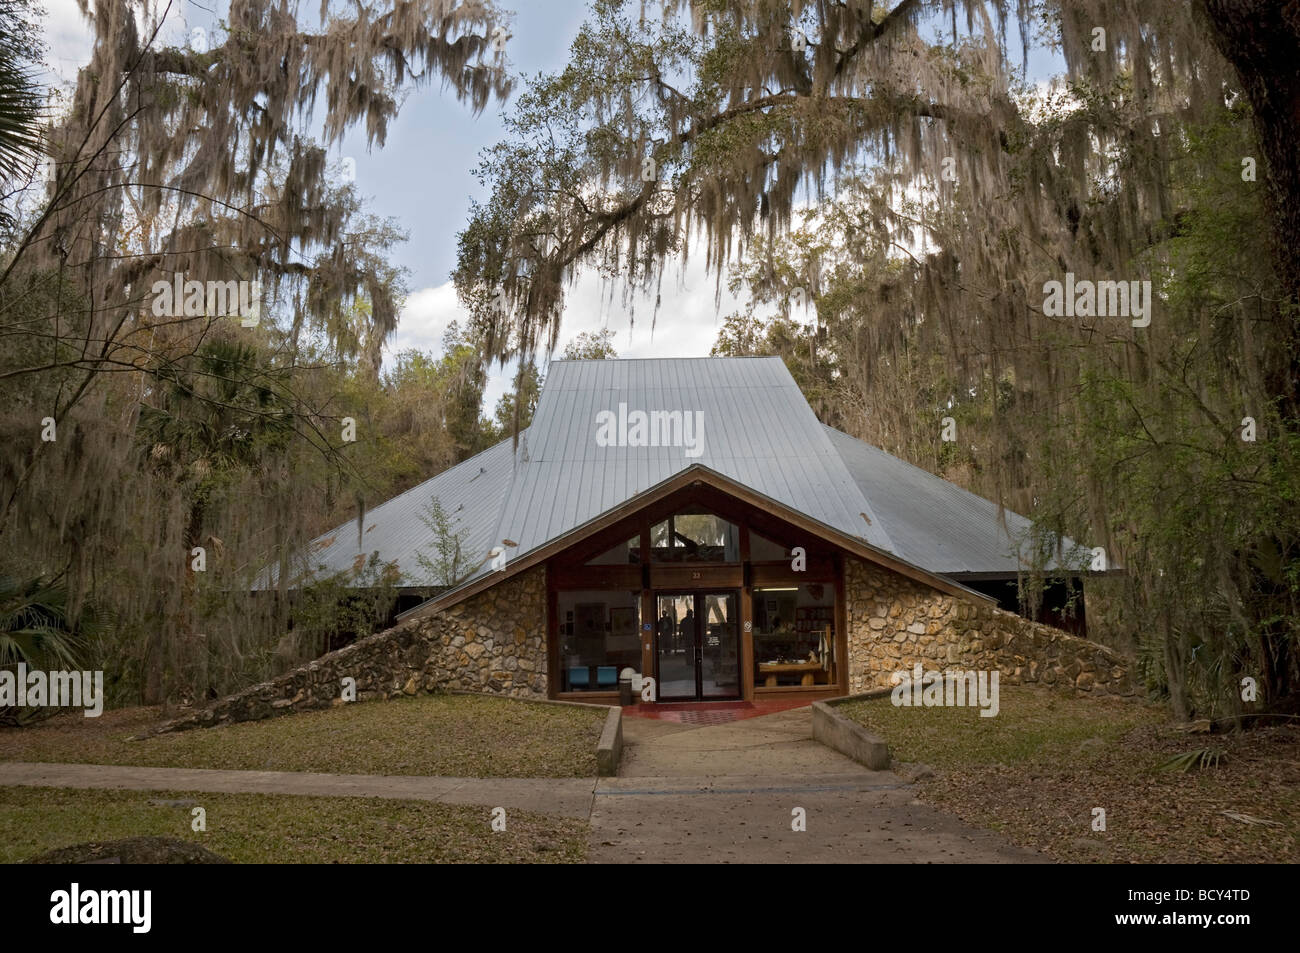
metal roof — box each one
[486,357,893,562]
[287,356,1084,593]
[269,433,521,588]
[822,425,1084,575]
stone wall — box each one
[152,566,548,734]
[844,558,1133,696]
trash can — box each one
[618,668,637,705]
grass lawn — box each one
[0,693,608,778]
[0,786,586,863]
[839,684,1300,863]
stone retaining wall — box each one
[844,559,1133,696]
[151,567,548,734]
[153,554,1133,736]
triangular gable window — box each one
[650,508,739,563]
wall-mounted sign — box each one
[743,621,753,632]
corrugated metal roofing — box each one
[823,424,1087,574]
[272,433,522,587]
[488,357,893,562]
[287,356,1083,592]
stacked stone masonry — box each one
[155,556,1133,735]
[844,558,1132,696]
[153,567,548,734]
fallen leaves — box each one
[843,685,1300,863]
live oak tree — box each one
[456,0,1300,718]
[0,0,513,705]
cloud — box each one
[388,255,756,415]
[42,0,94,84]
[387,283,465,358]
[552,256,743,362]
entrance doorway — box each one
[653,591,741,700]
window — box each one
[752,583,836,688]
[557,590,641,692]
[650,508,739,562]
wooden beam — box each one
[834,554,848,694]
[650,565,743,589]
[751,559,836,586]
[546,571,559,699]
[550,565,640,589]
[640,512,654,680]
[400,466,994,622]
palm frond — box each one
[1159,747,1227,773]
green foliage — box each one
[0,0,45,195]
[0,575,87,670]
[284,553,401,664]
[484,360,542,441]
[561,329,619,360]
[1159,748,1227,773]
[414,497,479,587]
[138,338,295,515]
[0,573,111,726]
[1021,101,1300,720]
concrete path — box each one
[0,707,1046,862]
[0,762,596,819]
[588,707,1047,863]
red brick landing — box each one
[621,697,816,725]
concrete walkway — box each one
[587,706,1047,863]
[0,706,1045,863]
[0,762,596,818]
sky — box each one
[40,1,1061,413]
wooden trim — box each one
[551,522,643,569]
[834,554,849,695]
[640,586,654,681]
[740,583,754,701]
[650,565,743,589]
[549,565,640,589]
[739,524,754,702]
[754,684,840,694]
[639,514,653,677]
[546,578,559,699]
[946,571,1107,582]
[403,465,994,622]
[751,560,836,586]
[555,691,620,703]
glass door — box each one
[654,591,740,701]
[700,591,740,698]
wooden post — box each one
[740,525,754,700]
[834,555,849,695]
[546,569,559,698]
[639,515,654,689]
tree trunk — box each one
[1199,1,1300,411]
[1162,610,1191,722]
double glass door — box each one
[654,591,740,700]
